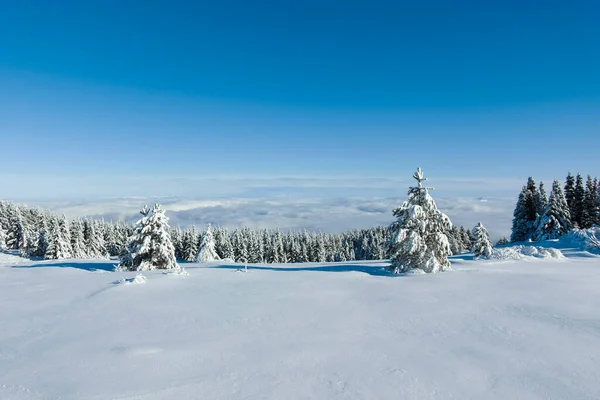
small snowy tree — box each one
[118,204,179,271]
[496,237,509,246]
[196,224,221,262]
[387,168,452,273]
[471,222,492,259]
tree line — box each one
[511,172,600,242]
[0,199,481,264]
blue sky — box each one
[0,0,599,199]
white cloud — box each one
[21,196,515,242]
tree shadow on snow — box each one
[212,263,400,277]
[12,260,116,272]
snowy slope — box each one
[1,252,600,399]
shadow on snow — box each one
[211,263,397,277]
[12,260,116,272]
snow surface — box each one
[1,249,600,399]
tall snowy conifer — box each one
[471,222,492,259]
[387,168,452,273]
[572,173,585,228]
[196,224,221,262]
[535,180,572,240]
[70,218,87,258]
[582,175,599,228]
[564,172,576,217]
[45,216,72,260]
[118,204,179,271]
[510,182,537,242]
[181,227,199,262]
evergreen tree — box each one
[0,220,6,251]
[459,226,472,251]
[496,237,509,246]
[70,218,87,258]
[118,204,179,271]
[313,233,326,263]
[510,187,534,242]
[45,216,72,260]
[446,226,462,255]
[535,180,572,240]
[218,228,235,260]
[471,222,492,259]
[582,175,599,228]
[387,168,452,273]
[6,207,28,255]
[572,173,585,228]
[170,225,183,260]
[196,225,221,262]
[31,218,50,258]
[84,220,107,259]
[564,172,576,218]
[181,226,199,262]
[270,230,286,263]
[527,176,546,216]
[538,181,548,214]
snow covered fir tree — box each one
[118,204,179,272]
[387,168,453,273]
[196,224,221,262]
[535,180,572,240]
[471,222,492,259]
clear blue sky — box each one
[0,1,599,198]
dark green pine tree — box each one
[564,172,576,220]
[582,175,599,229]
[538,181,548,213]
[511,185,537,242]
[596,178,600,225]
[527,177,543,217]
[572,173,585,228]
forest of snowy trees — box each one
[0,198,480,265]
[511,172,600,243]
[3,171,594,269]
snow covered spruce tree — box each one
[535,180,572,240]
[45,216,72,260]
[387,168,452,273]
[118,204,179,271]
[196,224,221,262]
[471,222,492,259]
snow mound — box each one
[115,274,148,285]
[163,268,189,276]
[490,245,564,260]
[561,227,600,254]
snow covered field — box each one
[1,250,600,399]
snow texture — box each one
[2,240,600,399]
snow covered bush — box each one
[490,245,564,260]
[387,168,452,273]
[196,224,221,262]
[118,204,179,272]
[471,222,492,259]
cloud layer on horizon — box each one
[24,196,515,242]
